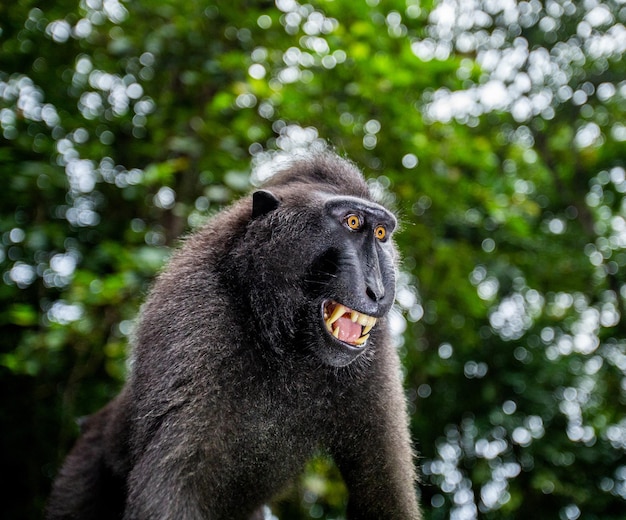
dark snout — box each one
[358,240,394,315]
[365,263,386,303]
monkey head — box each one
[234,154,398,367]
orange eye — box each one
[346,214,361,230]
[374,225,386,240]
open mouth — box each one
[322,300,377,347]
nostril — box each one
[366,285,384,302]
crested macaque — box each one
[46,151,421,519]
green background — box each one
[1,0,625,518]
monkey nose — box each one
[365,273,385,302]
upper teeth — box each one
[326,303,348,326]
[324,302,377,343]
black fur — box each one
[46,151,420,519]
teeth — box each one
[357,314,370,326]
[354,334,370,345]
[326,304,347,327]
[362,317,377,335]
[324,301,378,345]
[349,309,376,328]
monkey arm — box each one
[124,448,208,520]
[45,390,132,520]
[329,357,421,520]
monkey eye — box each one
[374,225,386,240]
[345,214,361,231]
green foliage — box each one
[1,0,625,518]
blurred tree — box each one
[1,0,624,519]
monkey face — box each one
[244,186,398,368]
[302,195,398,367]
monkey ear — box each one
[252,190,281,219]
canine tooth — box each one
[362,318,376,335]
[332,326,340,339]
[354,333,370,345]
[327,304,346,325]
